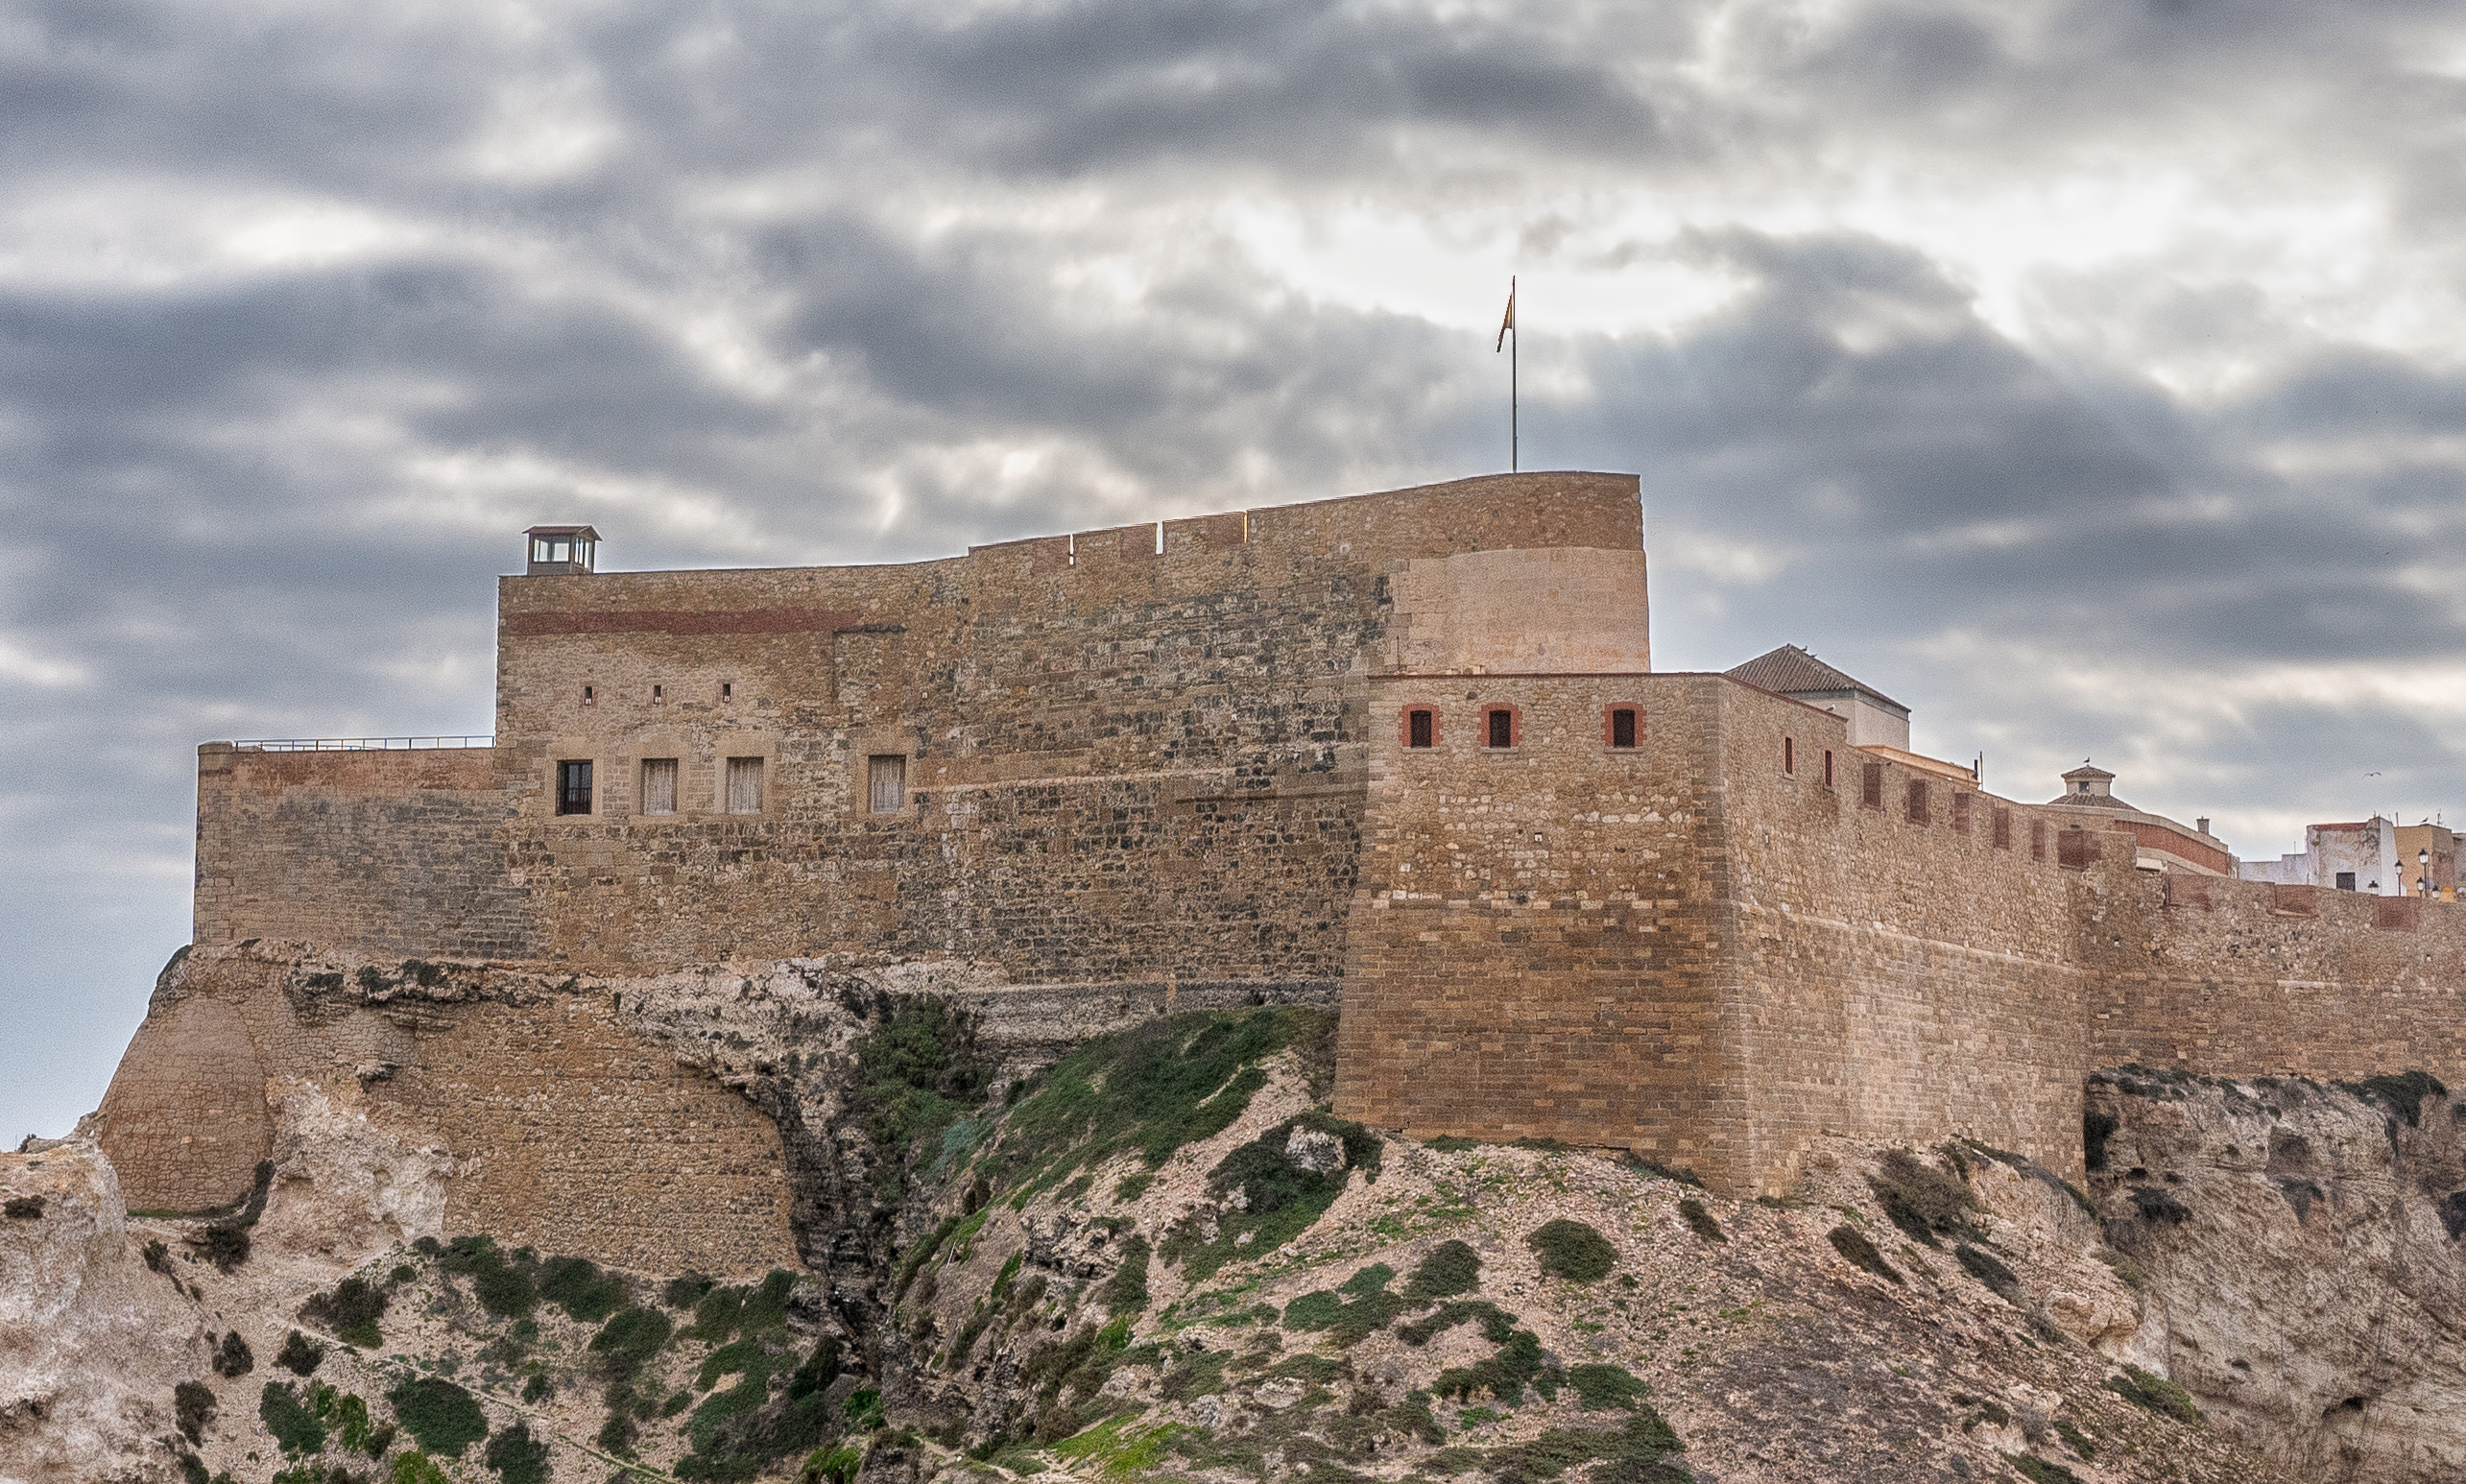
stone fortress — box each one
[97,471,2466,1268]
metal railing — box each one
[226,735,494,752]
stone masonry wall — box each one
[194,746,537,958]
[2085,869,2466,1088]
[93,944,798,1276]
[1335,673,1732,1166]
[1716,683,2092,1193]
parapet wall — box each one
[2087,871,2466,1087]
[194,746,537,959]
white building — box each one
[2238,817,2403,895]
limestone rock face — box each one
[2092,1070,2466,1483]
[0,1142,197,1484]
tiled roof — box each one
[1724,644,1906,710]
[2046,791,2142,811]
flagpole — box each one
[1496,275,1518,473]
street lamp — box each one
[2420,848,2433,900]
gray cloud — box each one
[8,0,2466,1135]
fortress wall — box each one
[1714,687,2093,1191]
[476,472,1642,970]
[2086,872,2466,1087]
[1334,674,1733,1165]
[194,746,538,959]
[95,945,797,1276]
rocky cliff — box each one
[9,951,2464,1483]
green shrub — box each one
[2356,1070,2448,1128]
[174,1381,215,1444]
[1527,1219,1616,1282]
[1425,1135,1479,1152]
[538,1256,627,1323]
[2129,1186,2191,1225]
[850,997,994,1196]
[2055,1418,2097,1459]
[390,1453,450,1484]
[259,1381,326,1456]
[1478,1401,1684,1482]
[1173,1116,1369,1279]
[190,1222,251,1272]
[1868,1149,1977,1247]
[1432,1329,1559,1405]
[588,1307,675,1383]
[1954,1244,2021,1303]
[1397,1299,1520,1347]
[2015,1457,2086,1484]
[386,1376,489,1457]
[274,1331,324,1376]
[1566,1364,1650,1411]
[1826,1225,1903,1284]
[2109,1365,2202,1424]
[299,1277,387,1349]
[1279,1263,1403,1346]
[1402,1239,1481,1301]
[211,1330,252,1377]
[436,1235,537,1319]
[664,1273,718,1309]
[484,1420,550,1484]
[800,1444,865,1484]
[1,1195,41,1219]
[1676,1198,1725,1244]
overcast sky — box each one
[8,0,2466,1137]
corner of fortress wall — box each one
[114,467,2466,1216]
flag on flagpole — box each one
[1496,278,1516,351]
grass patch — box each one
[1097,1235,1151,1316]
[980,1008,1329,1201]
[1281,1263,1405,1347]
[387,1376,488,1457]
[1827,1224,1903,1284]
[1675,1199,1724,1244]
[2055,1418,2097,1459]
[2109,1365,2202,1424]
[1401,1239,1481,1302]
[2015,1457,2086,1484]
[1480,1405,1687,1483]
[1168,1111,1380,1281]
[1527,1219,1616,1282]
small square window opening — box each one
[868,754,906,814]
[1408,709,1434,749]
[556,760,592,816]
[2336,871,2358,892]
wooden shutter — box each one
[726,756,764,814]
[640,758,677,816]
[1862,761,1883,808]
[869,754,905,814]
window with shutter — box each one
[868,754,905,814]
[1992,805,2011,849]
[726,756,764,814]
[2030,820,2047,861]
[640,758,678,816]
[1861,762,1883,809]
[1951,791,1970,834]
[1905,778,1929,826]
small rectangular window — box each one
[726,756,764,814]
[720,682,733,702]
[556,759,592,816]
[1861,761,1883,809]
[2336,871,2358,892]
[640,758,678,816]
[582,684,594,705]
[2030,819,2047,861]
[652,684,663,703]
[1822,749,1834,789]
[1610,708,1637,749]
[1784,736,1795,775]
[1993,805,2012,849]
[869,754,906,814]
[1487,709,1513,748]
[1905,778,1929,826]
[1951,791,1971,834]
[1408,709,1434,749]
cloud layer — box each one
[8,0,2466,1134]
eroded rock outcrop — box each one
[2091,1067,2466,1483]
